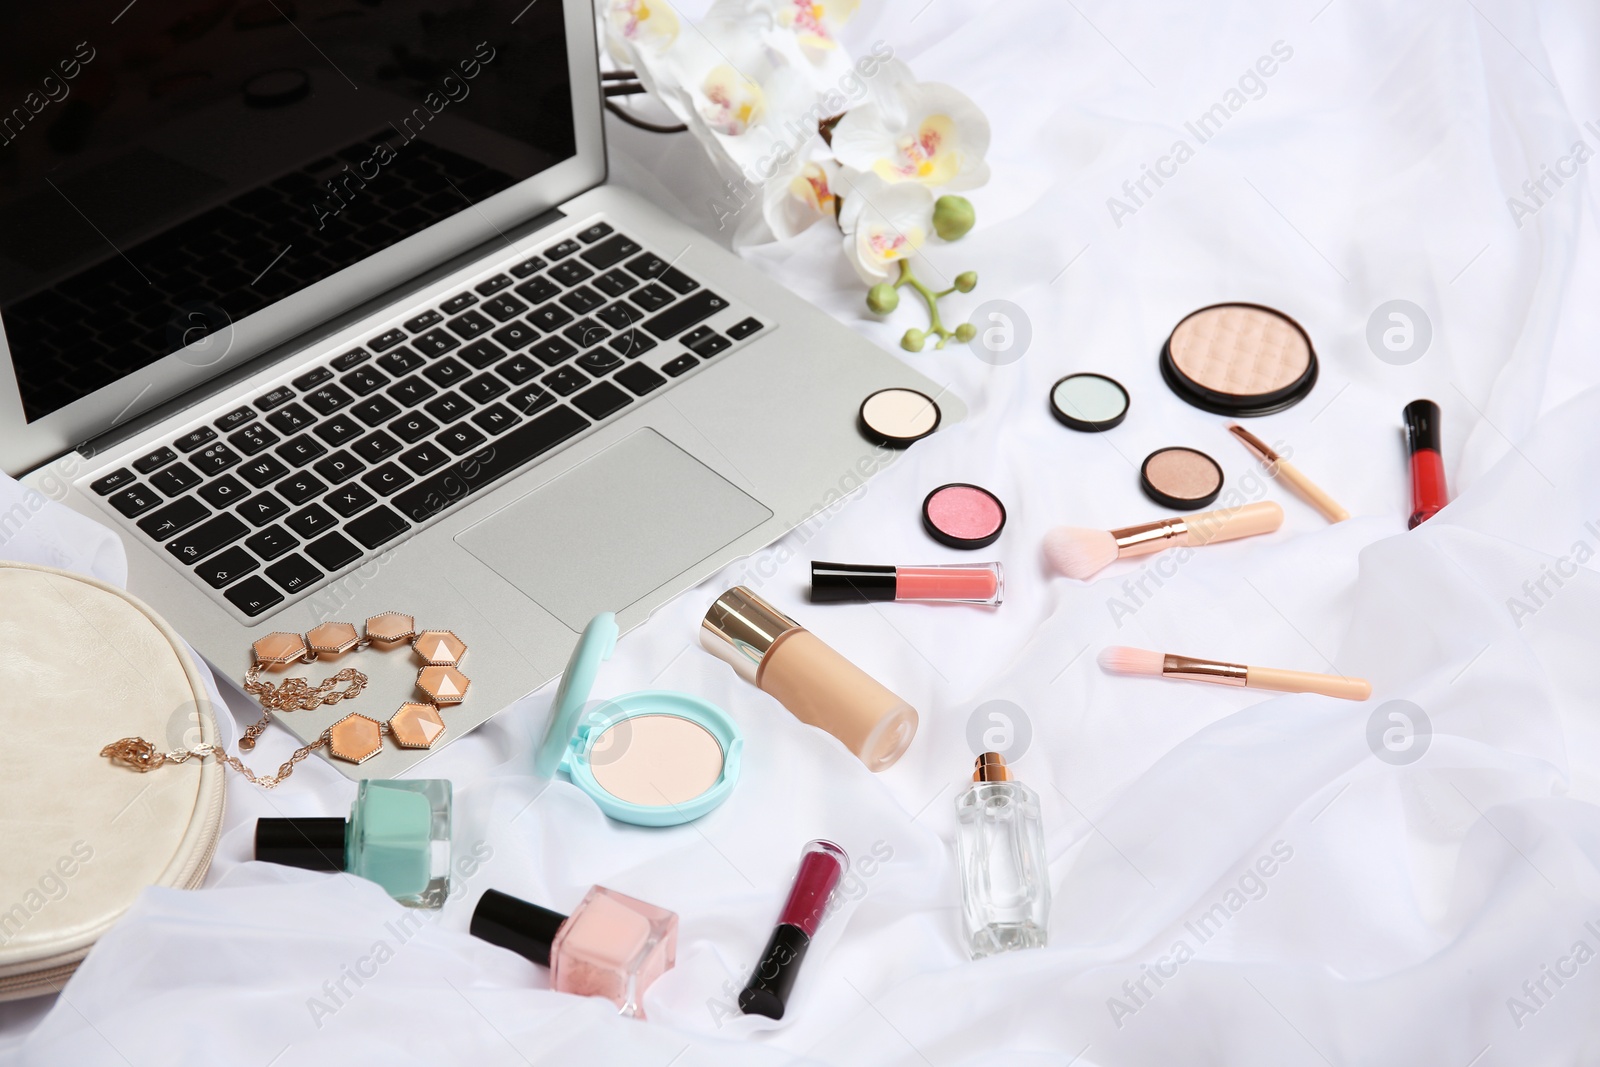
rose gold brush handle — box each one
[1246,667,1371,701]
[1113,501,1284,558]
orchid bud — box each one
[955,322,977,342]
[901,328,926,352]
[954,271,977,292]
[867,283,899,314]
[933,196,975,240]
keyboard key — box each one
[304,384,354,416]
[413,329,460,357]
[661,354,699,377]
[404,309,443,333]
[224,576,283,617]
[471,403,519,435]
[440,291,477,314]
[346,506,410,549]
[377,346,426,376]
[266,403,315,434]
[439,424,487,454]
[254,385,296,411]
[340,366,389,396]
[631,284,674,313]
[572,381,633,420]
[389,413,439,443]
[564,319,610,349]
[609,330,657,358]
[544,238,581,260]
[387,376,437,407]
[461,373,509,404]
[151,462,202,495]
[626,252,670,280]
[446,310,493,340]
[133,447,177,474]
[726,316,763,340]
[423,392,473,424]
[461,340,509,370]
[593,269,637,297]
[481,294,528,322]
[659,267,699,294]
[286,504,337,539]
[175,427,217,452]
[681,326,716,349]
[198,475,248,509]
[352,431,401,464]
[580,233,641,268]
[560,286,604,315]
[266,554,323,595]
[508,255,547,278]
[325,483,376,517]
[305,531,361,571]
[689,333,731,358]
[392,406,590,522]
[292,366,332,391]
[228,422,280,456]
[490,321,538,351]
[577,349,623,375]
[506,384,554,415]
[276,473,327,506]
[314,416,362,447]
[91,468,136,495]
[245,525,298,561]
[191,443,241,477]
[330,347,371,371]
[542,366,589,396]
[476,273,513,296]
[108,483,161,517]
[597,301,644,330]
[644,291,727,340]
[238,492,289,526]
[238,455,290,488]
[576,222,613,243]
[496,353,543,383]
[214,406,256,431]
[198,546,258,588]
[400,444,449,475]
[362,463,413,495]
[276,435,326,467]
[368,328,407,352]
[351,395,402,427]
[139,496,210,539]
[615,363,668,396]
[514,276,560,305]
[423,358,470,387]
[166,513,248,564]
[550,260,592,287]
[528,304,574,332]
[313,451,365,485]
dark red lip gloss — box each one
[1403,399,1448,529]
[739,840,847,1019]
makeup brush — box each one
[1043,501,1283,580]
[1098,646,1371,701]
[1226,424,1349,523]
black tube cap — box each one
[255,818,346,872]
[739,923,813,1019]
[1403,399,1441,453]
[809,562,896,603]
[471,889,567,968]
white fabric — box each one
[8,0,1600,1062]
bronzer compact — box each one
[537,613,741,826]
[1160,303,1318,416]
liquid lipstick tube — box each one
[739,840,847,1019]
[1403,399,1448,528]
[809,561,1003,605]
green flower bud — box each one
[933,195,975,241]
[954,271,978,293]
[901,328,926,352]
[866,283,899,314]
[955,322,977,342]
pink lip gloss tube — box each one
[809,561,1003,605]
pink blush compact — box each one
[922,483,1007,549]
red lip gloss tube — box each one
[809,561,1003,605]
[1403,399,1448,529]
[739,840,847,1019]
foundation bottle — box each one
[700,586,918,771]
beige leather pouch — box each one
[0,561,225,1000]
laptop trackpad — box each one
[455,428,771,630]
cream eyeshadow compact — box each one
[1160,303,1318,416]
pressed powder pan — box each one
[1161,303,1317,416]
[1140,447,1224,510]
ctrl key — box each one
[225,576,283,617]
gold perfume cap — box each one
[973,752,1011,782]
[699,586,802,685]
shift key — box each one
[166,513,249,564]
[642,290,728,340]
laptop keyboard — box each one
[86,220,767,619]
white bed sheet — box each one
[7,0,1600,1063]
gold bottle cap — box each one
[699,586,802,685]
[973,751,1011,782]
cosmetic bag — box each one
[0,560,225,1000]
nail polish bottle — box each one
[471,886,678,1019]
[701,586,919,771]
[954,753,1050,958]
[255,779,452,908]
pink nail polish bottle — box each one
[472,886,678,1018]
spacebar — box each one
[392,406,590,522]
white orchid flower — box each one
[831,60,991,190]
[601,0,681,65]
[837,171,934,285]
[762,156,840,239]
[775,0,861,59]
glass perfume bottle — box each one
[954,753,1050,958]
[471,886,678,1019]
[255,779,452,908]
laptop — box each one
[0,1,960,778]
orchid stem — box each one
[895,260,952,348]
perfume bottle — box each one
[471,886,678,1019]
[255,779,452,908]
[954,753,1050,958]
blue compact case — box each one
[536,613,742,827]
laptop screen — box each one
[0,1,577,424]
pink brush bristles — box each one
[1043,526,1119,580]
[1097,646,1166,676]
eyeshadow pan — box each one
[1050,373,1129,432]
[589,714,725,807]
[859,387,942,448]
[1161,303,1318,416]
[922,483,1006,549]
[1140,447,1224,510]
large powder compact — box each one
[1160,303,1317,416]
